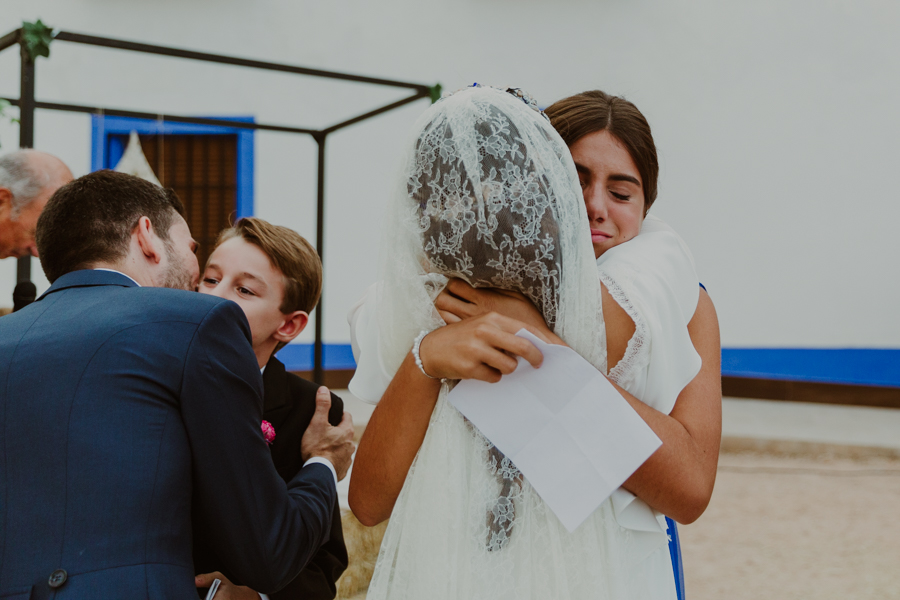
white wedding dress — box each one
[364,392,678,600]
[350,87,700,600]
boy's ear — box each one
[273,310,309,344]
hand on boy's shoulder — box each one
[262,358,347,482]
[300,386,355,482]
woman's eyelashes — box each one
[610,190,631,201]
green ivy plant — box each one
[21,19,54,61]
[0,20,54,147]
[429,83,443,104]
[0,99,20,149]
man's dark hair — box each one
[36,170,186,283]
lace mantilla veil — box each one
[375,85,605,376]
[366,86,676,600]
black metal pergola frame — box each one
[1,26,434,382]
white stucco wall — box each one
[2,0,898,349]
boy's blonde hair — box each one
[213,217,322,314]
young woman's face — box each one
[570,130,646,258]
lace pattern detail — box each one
[599,265,650,389]
[411,92,566,325]
[481,431,523,551]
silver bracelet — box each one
[412,329,438,379]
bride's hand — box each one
[417,312,547,383]
[435,279,564,345]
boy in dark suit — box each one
[194,217,348,600]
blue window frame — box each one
[89,115,353,373]
[90,115,255,218]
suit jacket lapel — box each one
[261,356,290,423]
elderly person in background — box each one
[0,149,73,259]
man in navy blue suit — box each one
[0,171,355,600]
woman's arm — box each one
[614,287,721,524]
[348,353,441,527]
[436,279,722,524]
[348,313,548,526]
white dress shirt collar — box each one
[93,268,141,287]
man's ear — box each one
[0,188,12,219]
[134,216,164,264]
[273,310,309,345]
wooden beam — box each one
[722,376,900,409]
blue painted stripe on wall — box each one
[288,344,900,389]
[722,348,900,388]
[276,344,357,372]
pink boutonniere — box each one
[261,420,276,445]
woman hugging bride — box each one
[348,85,721,600]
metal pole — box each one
[313,133,326,384]
[0,29,20,53]
[53,31,430,94]
[17,39,35,284]
[0,98,320,136]
[322,90,429,135]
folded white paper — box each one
[447,329,662,532]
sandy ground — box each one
[338,451,900,599]
[680,451,900,600]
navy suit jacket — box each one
[194,357,348,599]
[0,270,337,600]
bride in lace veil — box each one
[374,85,605,379]
[362,85,677,599]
